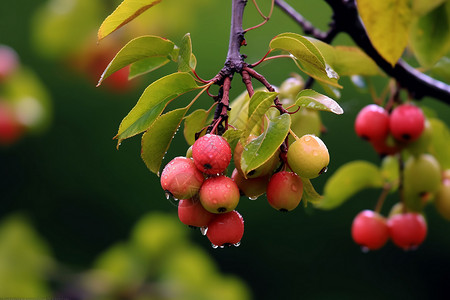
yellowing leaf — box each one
[294,89,343,114]
[357,0,413,66]
[98,0,163,41]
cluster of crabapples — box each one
[160,131,329,248]
[351,102,450,251]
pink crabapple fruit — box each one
[199,175,240,213]
[192,134,232,175]
[206,210,244,247]
[266,171,303,212]
[387,212,427,250]
[351,210,389,250]
[178,198,216,228]
[354,104,390,142]
[389,103,425,143]
[0,45,19,81]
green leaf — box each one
[269,33,341,88]
[294,89,343,114]
[431,56,450,83]
[141,107,189,174]
[317,161,384,210]
[413,0,446,16]
[178,33,196,72]
[241,113,291,176]
[243,91,278,140]
[129,56,171,79]
[223,129,244,154]
[115,73,199,144]
[229,90,251,129]
[98,0,163,40]
[305,38,379,76]
[356,0,413,66]
[183,109,209,145]
[410,2,450,67]
[98,35,175,86]
[381,155,400,191]
[429,118,450,169]
[301,178,323,206]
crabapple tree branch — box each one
[275,0,450,104]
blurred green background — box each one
[1,0,450,299]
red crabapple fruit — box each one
[160,157,204,200]
[389,103,425,143]
[387,213,427,250]
[266,171,303,211]
[354,104,390,141]
[0,101,23,145]
[231,168,269,199]
[199,175,240,213]
[206,210,244,247]
[178,198,216,228]
[192,134,231,175]
[351,210,389,250]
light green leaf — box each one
[431,56,450,83]
[115,73,199,144]
[381,155,400,191]
[129,56,170,79]
[183,109,209,145]
[223,129,244,154]
[413,0,446,16]
[229,90,251,129]
[356,0,413,66]
[243,91,278,141]
[429,118,450,169]
[305,37,379,76]
[269,33,341,88]
[98,35,175,85]
[294,89,343,114]
[317,161,384,210]
[98,0,163,40]
[301,178,323,206]
[178,33,196,72]
[141,107,189,175]
[241,114,291,176]
[410,2,450,68]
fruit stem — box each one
[289,128,299,141]
[374,183,391,213]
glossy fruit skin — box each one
[192,134,231,175]
[160,157,204,200]
[234,135,279,178]
[0,45,19,81]
[389,104,425,143]
[387,213,427,250]
[287,134,329,179]
[231,168,269,199]
[266,171,303,211]
[354,104,390,141]
[403,154,442,196]
[206,210,244,247]
[351,210,389,250]
[178,198,216,228]
[199,176,240,213]
[369,137,402,156]
[435,176,450,220]
[0,101,23,145]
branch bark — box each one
[275,0,450,104]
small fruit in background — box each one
[289,108,322,143]
[266,171,303,212]
[354,104,390,142]
[160,157,204,200]
[403,154,441,197]
[199,175,240,213]
[287,134,329,179]
[435,172,450,220]
[387,212,427,250]
[278,74,305,101]
[389,103,425,143]
[231,168,269,200]
[0,45,19,81]
[178,198,216,228]
[0,101,24,146]
[206,210,244,247]
[192,134,232,175]
[351,210,389,250]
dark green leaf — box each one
[115,73,199,144]
[98,35,175,85]
[294,89,343,114]
[183,109,209,145]
[429,118,450,169]
[241,113,291,176]
[317,161,384,210]
[141,107,189,174]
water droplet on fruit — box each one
[248,196,258,200]
[157,171,160,177]
[360,246,369,253]
[319,166,328,175]
[233,242,241,247]
[165,191,171,200]
[219,245,225,249]
[200,226,208,235]
[211,244,219,249]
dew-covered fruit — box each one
[403,154,441,196]
[266,171,303,212]
[435,175,450,220]
[178,198,216,228]
[0,45,19,81]
[389,103,425,143]
[0,101,23,145]
[199,176,240,213]
[206,210,244,247]
[354,104,390,141]
[234,135,279,178]
[160,157,204,200]
[192,134,231,175]
[387,213,427,250]
[351,210,389,250]
[231,168,269,199]
[287,134,329,179]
